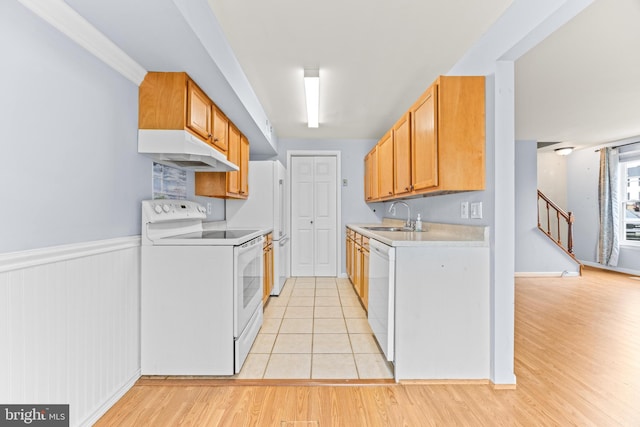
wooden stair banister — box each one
[537,190,581,272]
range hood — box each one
[138,129,239,172]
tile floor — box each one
[237,277,395,380]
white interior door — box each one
[291,156,337,276]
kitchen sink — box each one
[363,226,414,232]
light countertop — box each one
[347,220,489,247]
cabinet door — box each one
[364,147,379,202]
[411,84,438,190]
[263,244,269,304]
[377,131,394,198]
[362,246,369,310]
[268,245,274,294]
[354,238,362,297]
[186,79,212,141]
[346,234,352,281]
[227,124,241,195]
[393,113,412,195]
[239,135,250,197]
[212,105,228,153]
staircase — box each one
[537,190,583,274]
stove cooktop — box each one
[166,229,261,240]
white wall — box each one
[567,147,640,273]
[0,1,150,253]
[516,141,580,274]
[538,151,568,209]
[277,139,383,275]
[0,3,150,425]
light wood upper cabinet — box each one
[377,130,394,199]
[140,72,228,155]
[411,83,438,191]
[433,76,485,193]
[226,123,241,195]
[364,75,485,202]
[211,105,229,153]
[393,112,412,195]
[364,147,378,201]
[186,78,212,142]
[239,135,249,196]
[195,128,250,199]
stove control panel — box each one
[142,200,206,223]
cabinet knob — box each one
[388,191,392,195]
[405,187,409,191]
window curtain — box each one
[597,147,619,266]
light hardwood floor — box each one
[96,267,640,426]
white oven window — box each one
[235,238,264,338]
[241,251,262,308]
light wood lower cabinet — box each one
[346,227,369,311]
[263,233,274,305]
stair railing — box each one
[537,190,575,258]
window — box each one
[620,159,640,245]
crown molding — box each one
[17,0,147,86]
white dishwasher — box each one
[368,238,396,362]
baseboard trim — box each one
[398,379,491,386]
[581,261,640,277]
[136,377,396,387]
[492,383,517,390]
[81,370,141,427]
[515,271,580,278]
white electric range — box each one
[140,199,267,375]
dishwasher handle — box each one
[369,238,394,260]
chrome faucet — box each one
[388,201,412,229]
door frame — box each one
[287,150,342,277]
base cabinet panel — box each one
[393,246,490,380]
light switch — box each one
[342,179,348,187]
[470,202,482,219]
[461,202,469,219]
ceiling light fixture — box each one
[554,147,574,156]
[304,68,319,128]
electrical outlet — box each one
[470,202,483,219]
[461,202,469,219]
[206,203,212,215]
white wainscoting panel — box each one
[0,237,141,426]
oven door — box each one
[233,236,264,338]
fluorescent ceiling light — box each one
[554,147,574,156]
[304,68,319,128]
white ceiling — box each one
[516,0,640,150]
[62,0,640,154]
[207,0,512,140]
[209,0,640,148]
